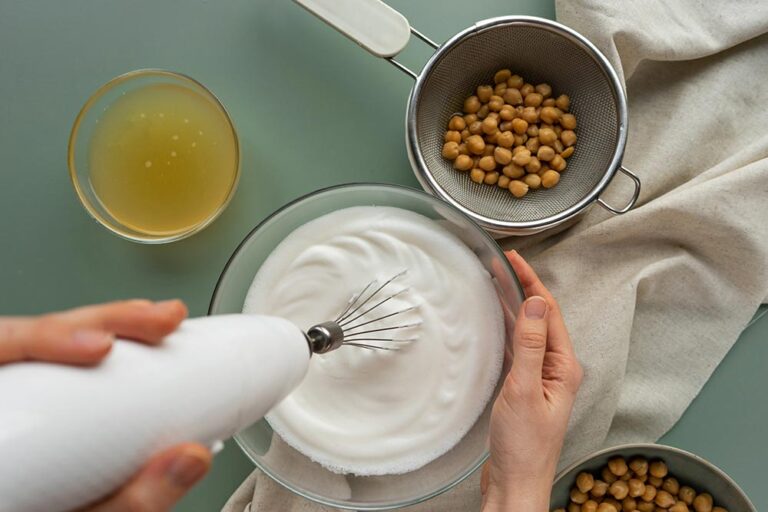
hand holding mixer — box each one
[0,273,416,512]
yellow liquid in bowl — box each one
[89,83,238,236]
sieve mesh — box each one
[411,21,621,224]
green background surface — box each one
[0,1,765,511]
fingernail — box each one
[154,299,186,316]
[166,452,209,487]
[72,330,113,351]
[524,296,547,319]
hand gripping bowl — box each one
[209,184,524,510]
[296,0,642,236]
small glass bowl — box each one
[67,69,240,244]
[209,183,524,510]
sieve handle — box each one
[597,166,641,215]
[294,0,438,79]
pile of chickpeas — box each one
[553,457,728,512]
[441,68,577,198]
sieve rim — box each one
[405,16,629,233]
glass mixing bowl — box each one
[209,183,524,510]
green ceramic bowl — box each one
[550,444,756,511]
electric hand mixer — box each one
[0,273,416,512]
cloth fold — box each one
[224,1,768,509]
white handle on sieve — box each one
[294,0,438,78]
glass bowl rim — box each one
[208,182,522,510]
[67,68,241,244]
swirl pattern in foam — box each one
[243,206,504,475]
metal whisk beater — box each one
[305,271,420,354]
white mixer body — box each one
[0,314,310,512]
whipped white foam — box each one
[243,206,504,475]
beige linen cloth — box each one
[224,1,768,510]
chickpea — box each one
[678,487,695,505]
[569,504,582,512]
[522,106,539,123]
[576,472,596,493]
[525,156,542,174]
[602,467,619,484]
[648,476,663,488]
[477,104,490,119]
[597,504,618,512]
[520,83,534,96]
[482,117,499,135]
[442,141,460,160]
[670,503,689,512]
[469,168,485,183]
[692,493,712,512]
[469,120,483,135]
[526,136,541,153]
[610,480,630,500]
[497,175,510,189]
[524,92,544,107]
[509,179,529,198]
[512,145,528,155]
[543,97,556,107]
[540,106,561,124]
[554,139,565,153]
[507,74,524,89]
[513,134,525,146]
[479,155,497,171]
[535,82,552,98]
[561,146,575,158]
[487,111,500,120]
[537,145,556,162]
[477,85,493,103]
[554,509,567,512]
[512,148,532,166]
[655,490,675,509]
[460,130,470,141]
[526,124,539,137]
[561,130,577,147]
[649,461,668,479]
[637,474,649,483]
[571,488,589,504]
[711,508,727,512]
[539,127,558,145]
[555,94,571,111]
[623,497,638,512]
[484,171,500,185]
[458,143,469,155]
[641,485,657,503]
[453,154,473,171]
[582,500,598,512]
[500,105,516,121]
[445,130,462,143]
[483,144,497,156]
[561,113,577,130]
[493,82,507,95]
[550,154,566,172]
[494,68,512,84]
[591,480,610,498]
[503,87,523,105]
[463,95,481,114]
[502,163,525,179]
[637,503,655,512]
[661,478,679,496]
[463,113,478,125]
[466,135,485,155]
[541,169,560,188]
[523,173,541,189]
[511,118,529,135]
[628,479,645,498]
[499,120,514,132]
[620,473,632,482]
[554,125,563,136]
[494,146,513,165]
[488,95,504,112]
[497,131,515,148]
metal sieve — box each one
[297,0,641,235]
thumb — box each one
[509,296,549,393]
[83,444,211,512]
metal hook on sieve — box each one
[596,166,642,215]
